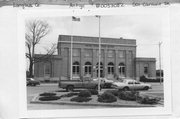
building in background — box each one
[34,35,156,81]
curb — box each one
[30,95,157,108]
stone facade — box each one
[58,35,136,80]
[34,35,156,81]
[135,57,156,80]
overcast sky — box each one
[33,15,164,69]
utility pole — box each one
[159,42,162,84]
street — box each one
[27,83,164,110]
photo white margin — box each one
[17,7,172,118]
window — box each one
[73,61,80,75]
[119,50,125,58]
[119,63,125,76]
[128,82,133,84]
[135,82,140,84]
[107,50,114,58]
[108,62,114,74]
[96,62,104,77]
[73,49,80,57]
[96,62,103,69]
[144,64,149,74]
[44,63,51,76]
[84,62,92,75]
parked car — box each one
[58,77,104,92]
[92,78,114,88]
[111,79,152,91]
[26,78,40,86]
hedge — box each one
[136,95,161,104]
[98,92,117,103]
[104,90,119,97]
[118,91,139,101]
[39,96,60,101]
[78,90,91,97]
[88,89,98,95]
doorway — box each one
[96,62,104,77]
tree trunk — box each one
[29,60,34,78]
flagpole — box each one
[96,15,101,94]
[70,18,73,80]
[70,16,80,80]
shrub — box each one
[78,90,91,97]
[70,96,92,102]
[39,96,60,101]
[137,96,161,104]
[105,90,119,96]
[39,92,56,97]
[98,92,117,103]
[88,89,98,95]
[118,91,139,101]
[60,92,79,98]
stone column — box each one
[68,48,71,80]
[125,50,129,77]
[104,49,107,77]
[80,48,84,78]
[115,50,119,76]
[132,51,136,79]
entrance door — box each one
[96,69,103,77]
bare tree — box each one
[26,19,52,78]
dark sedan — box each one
[27,78,40,86]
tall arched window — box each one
[84,62,92,75]
[119,63,125,76]
[96,62,104,77]
[108,62,114,74]
[44,63,51,77]
[73,61,80,75]
[144,64,149,75]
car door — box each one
[75,79,83,88]
[127,81,135,90]
[134,81,141,90]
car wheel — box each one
[123,87,129,91]
[143,86,149,90]
[66,85,74,92]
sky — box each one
[31,15,164,69]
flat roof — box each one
[58,35,136,45]
[135,57,156,62]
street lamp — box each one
[159,42,162,84]
[95,15,101,94]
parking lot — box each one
[27,82,164,110]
